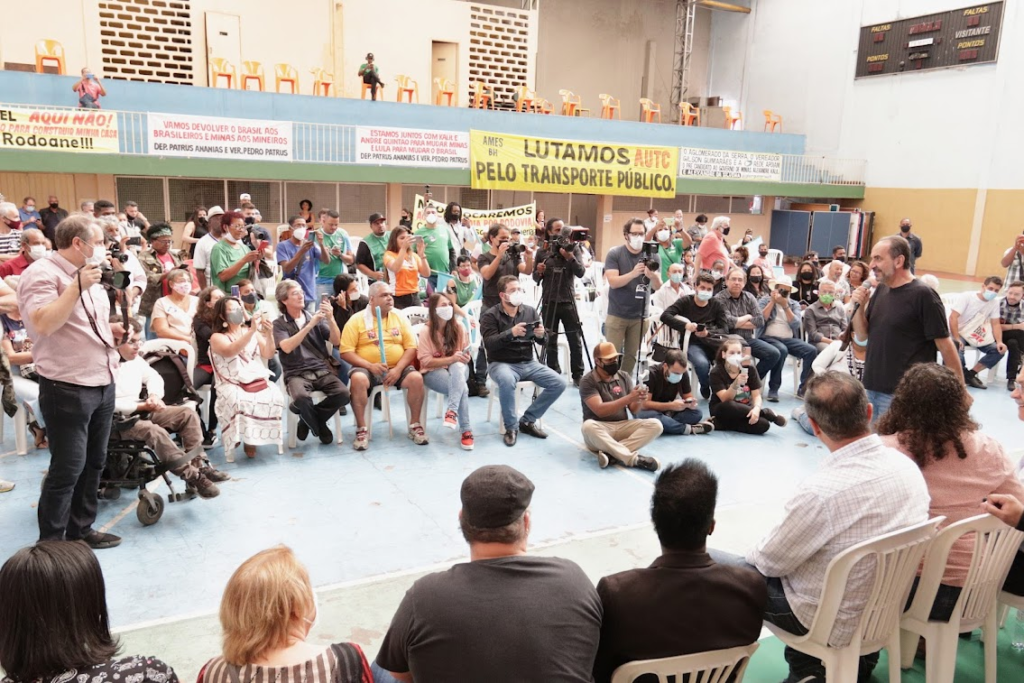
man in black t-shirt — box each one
[376,465,602,683]
[634,349,714,436]
[659,273,730,398]
[851,235,961,418]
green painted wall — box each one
[0,150,865,199]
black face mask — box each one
[900,225,911,233]
[800,272,814,282]
[834,256,846,263]
[197,216,209,227]
[749,275,762,284]
[241,293,258,305]
[49,202,59,209]
[601,360,621,375]
[759,251,768,258]
[722,227,731,236]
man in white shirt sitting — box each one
[714,372,929,683]
[949,275,1007,389]
[113,317,228,498]
[652,262,693,310]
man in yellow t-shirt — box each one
[340,281,427,450]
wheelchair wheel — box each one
[136,491,164,526]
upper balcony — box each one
[0,71,865,198]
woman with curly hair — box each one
[877,363,1024,620]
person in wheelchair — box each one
[113,317,228,499]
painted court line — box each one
[545,423,657,488]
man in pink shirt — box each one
[19,214,124,549]
[695,216,731,275]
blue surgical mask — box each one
[982,290,997,302]
[696,290,713,302]
[667,372,684,384]
[670,273,684,284]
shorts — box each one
[350,365,416,390]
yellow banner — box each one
[412,194,536,236]
[0,106,119,154]
[470,130,678,199]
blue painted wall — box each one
[2,71,806,155]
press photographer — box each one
[19,215,126,549]
[604,219,662,376]
[533,218,587,385]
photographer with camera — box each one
[19,215,125,548]
[533,217,586,385]
[96,215,146,309]
[659,273,730,399]
[645,218,692,282]
[604,219,661,376]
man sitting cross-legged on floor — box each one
[634,349,714,436]
[113,317,228,499]
[272,279,349,445]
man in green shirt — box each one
[356,212,391,284]
[358,53,385,101]
[316,209,354,299]
[414,204,454,292]
[646,219,692,282]
[210,210,261,294]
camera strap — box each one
[77,269,129,349]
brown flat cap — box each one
[460,465,535,529]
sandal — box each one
[29,422,47,449]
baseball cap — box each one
[368,212,386,224]
[510,227,521,234]
[460,465,534,529]
[208,205,224,217]
[593,341,621,361]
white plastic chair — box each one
[900,514,1024,683]
[485,378,540,434]
[996,589,1024,628]
[286,391,344,448]
[767,248,783,268]
[766,517,943,683]
[363,385,428,440]
[398,305,430,325]
[0,404,30,456]
[610,642,759,683]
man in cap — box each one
[138,222,193,335]
[358,52,386,100]
[355,212,390,284]
[578,341,663,471]
[375,465,602,683]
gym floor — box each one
[0,274,1020,681]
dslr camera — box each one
[638,241,660,264]
[99,268,130,291]
[108,242,130,264]
[500,239,527,255]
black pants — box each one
[286,372,350,436]
[394,293,419,309]
[37,378,115,541]
[363,73,384,100]
[1004,550,1024,596]
[1005,329,1024,378]
[541,301,584,380]
[710,400,778,435]
[194,367,218,438]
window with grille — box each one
[694,195,731,214]
[99,0,195,84]
[168,179,223,223]
[338,184,387,224]
[469,4,533,104]
[455,188,490,210]
[228,181,282,224]
[283,183,338,223]
[115,177,166,222]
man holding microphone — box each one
[19,215,124,548]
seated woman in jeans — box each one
[878,363,1024,620]
[417,293,474,451]
[708,337,787,434]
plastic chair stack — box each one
[559,89,581,116]
[395,75,419,103]
[472,81,494,109]
[311,68,334,97]
[433,78,455,106]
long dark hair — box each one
[212,296,242,331]
[444,202,462,225]
[745,265,768,296]
[426,293,461,355]
[0,541,119,680]
[195,286,221,326]
[876,364,979,467]
[386,226,411,253]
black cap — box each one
[460,465,535,529]
[368,212,385,224]
[366,53,374,60]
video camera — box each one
[544,225,590,253]
[638,240,660,264]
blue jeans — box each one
[866,390,893,423]
[315,278,336,302]
[37,378,116,541]
[907,577,963,622]
[422,362,472,431]
[959,339,1005,371]
[636,408,703,435]
[687,343,712,392]
[488,361,566,430]
[762,336,817,391]
[370,662,399,683]
[748,337,782,384]
[793,406,815,435]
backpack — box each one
[143,348,202,406]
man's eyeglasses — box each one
[628,232,645,238]
[126,339,142,348]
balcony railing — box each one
[1,103,865,186]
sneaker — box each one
[596,451,610,469]
[443,410,459,430]
[200,466,231,483]
[339,405,348,416]
[633,454,660,471]
[408,422,429,445]
[503,429,518,447]
[353,428,369,451]
[519,420,548,439]
[192,475,221,499]
[296,420,310,441]
[700,384,711,399]
[796,385,806,399]
[965,370,987,390]
[318,421,334,445]
[461,431,475,450]
[0,479,13,493]
[690,421,715,435]
[202,433,219,449]
[477,383,490,398]
[78,531,122,549]
[766,390,780,403]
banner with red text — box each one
[0,106,119,154]
[411,194,536,236]
[356,126,469,167]
[147,113,292,160]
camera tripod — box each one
[536,248,592,376]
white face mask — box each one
[28,245,47,261]
[726,353,744,367]
[507,291,523,307]
[425,213,438,225]
[656,230,670,242]
[628,235,643,250]
[292,227,308,241]
[436,305,454,321]
[644,219,656,229]
[223,232,238,244]
[82,242,107,267]
[172,281,192,296]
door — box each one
[431,41,458,106]
[205,12,241,87]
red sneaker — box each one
[443,410,458,430]
[460,431,474,451]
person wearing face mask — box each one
[708,338,787,434]
[138,223,194,337]
[576,342,663,470]
[38,195,68,244]
[744,264,770,299]
[277,215,332,309]
[210,210,260,295]
[355,212,391,284]
[533,218,585,385]
[694,216,731,276]
[752,244,773,273]
[605,219,662,376]
[687,214,709,251]
[315,209,354,300]
[330,273,368,341]
[715,268,781,385]
[19,215,123,548]
[0,228,48,277]
[73,67,107,108]
[652,262,694,310]
[418,293,475,450]
[444,202,480,259]
[150,268,199,343]
[237,279,281,387]
[181,206,208,259]
[999,280,1024,391]
[895,218,923,274]
[633,349,714,437]
[399,208,413,228]
[18,196,41,231]
[414,204,455,293]
[192,287,224,448]
[644,217,692,282]
[791,326,868,435]
[949,275,1007,390]
[0,202,24,262]
[709,259,728,295]
[759,275,818,400]
[480,275,565,446]
[792,261,819,305]
[802,279,848,353]
[660,274,730,399]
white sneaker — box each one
[596,451,610,469]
